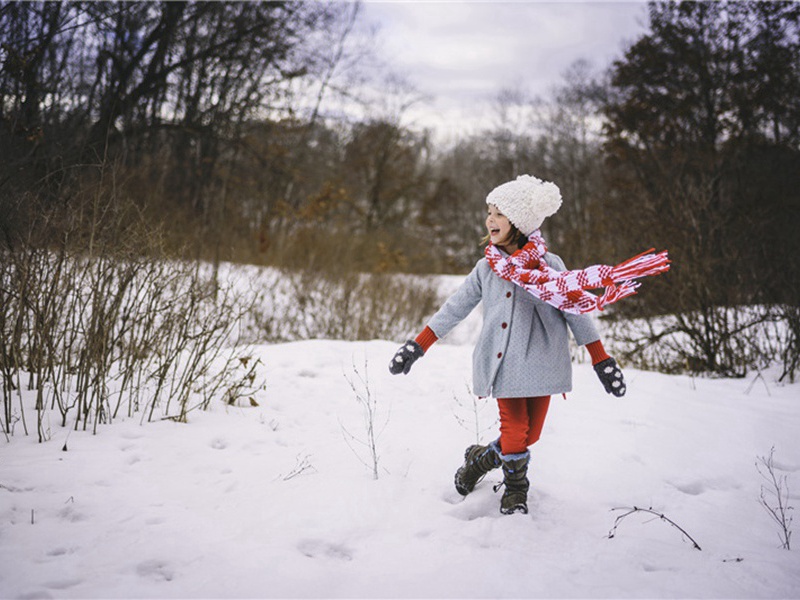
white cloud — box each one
[360,1,649,139]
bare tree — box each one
[601,0,800,377]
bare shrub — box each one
[245,268,440,344]
[0,187,261,440]
[0,247,260,439]
[603,304,796,378]
[452,383,497,445]
[776,305,800,384]
[341,356,386,480]
[756,447,793,550]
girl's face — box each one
[486,204,514,247]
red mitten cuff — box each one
[414,326,439,353]
[586,339,611,365]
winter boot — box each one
[497,450,530,515]
[454,440,501,496]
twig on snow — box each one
[280,453,317,481]
[608,505,702,551]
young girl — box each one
[389,175,669,515]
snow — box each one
[3,335,800,597]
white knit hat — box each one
[486,175,562,235]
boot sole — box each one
[500,504,528,515]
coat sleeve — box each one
[427,260,483,340]
[545,253,601,346]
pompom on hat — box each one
[486,175,562,235]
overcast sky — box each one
[358,1,650,141]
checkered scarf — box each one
[485,231,670,314]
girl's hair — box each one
[481,225,528,250]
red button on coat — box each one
[506,291,512,298]
[501,322,508,329]
[497,352,503,358]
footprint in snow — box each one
[297,539,353,561]
[771,459,800,473]
[447,493,501,522]
[210,438,228,450]
[16,591,55,600]
[670,478,739,496]
[43,579,82,591]
[673,480,706,496]
[441,489,465,505]
[136,559,176,582]
[46,546,77,557]
[58,506,86,523]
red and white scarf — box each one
[485,231,670,314]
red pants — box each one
[497,396,551,455]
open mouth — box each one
[490,228,500,236]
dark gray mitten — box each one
[389,340,424,375]
[594,357,627,397]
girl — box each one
[389,175,669,515]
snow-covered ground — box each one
[2,332,799,598]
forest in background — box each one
[1,1,799,384]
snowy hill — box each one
[2,336,799,598]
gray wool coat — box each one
[427,252,600,398]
